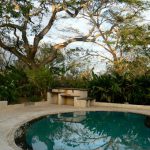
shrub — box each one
[26,67,56,99]
[0,66,27,104]
[88,72,150,105]
[55,76,88,89]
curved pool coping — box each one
[0,103,149,150]
[8,109,80,150]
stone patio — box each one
[0,103,150,150]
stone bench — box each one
[58,93,80,106]
[47,88,87,103]
[74,97,95,108]
[0,101,8,110]
[47,88,94,107]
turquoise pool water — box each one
[16,111,150,150]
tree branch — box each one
[39,49,57,67]
[33,7,58,57]
[0,23,22,30]
[0,22,30,53]
[88,13,118,61]
[52,26,95,50]
[63,0,87,17]
[39,25,95,66]
[0,38,30,66]
[22,19,30,53]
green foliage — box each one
[88,72,150,105]
[26,67,55,90]
[55,76,88,89]
[88,72,122,103]
[120,26,150,50]
[0,64,149,105]
[118,0,143,4]
[0,66,27,103]
[26,67,56,99]
[0,66,49,104]
[28,95,41,102]
[53,66,92,89]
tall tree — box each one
[76,0,149,73]
[0,0,89,69]
[0,0,149,71]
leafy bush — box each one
[130,75,150,104]
[0,66,27,104]
[26,67,56,99]
[0,66,48,103]
[88,72,150,105]
[55,76,88,89]
[1,65,149,105]
[28,95,41,102]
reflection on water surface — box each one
[15,111,150,150]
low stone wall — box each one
[0,101,50,111]
[93,102,150,110]
[7,104,25,109]
[34,101,50,106]
[0,101,8,110]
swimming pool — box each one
[15,111,150,150]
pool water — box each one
[15,111,150,150]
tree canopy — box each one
[0,0,149,70]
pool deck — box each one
[0,104,150,150]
